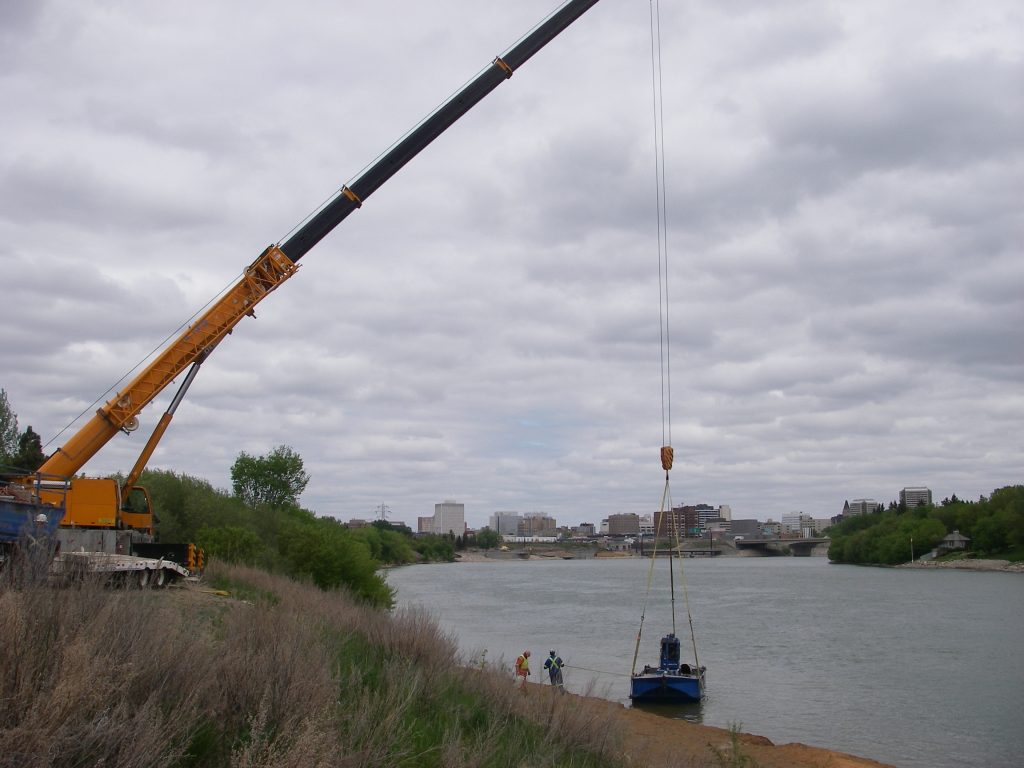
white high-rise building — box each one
[433,500,466,536]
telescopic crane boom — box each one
[39,0,601,486]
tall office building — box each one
[695,504,718,529]
[782,512,815,537]
[433,500,466,536]
[900,487,933,508]
[489,511,522,536]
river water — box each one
[386,556,1024,768]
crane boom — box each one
[281,0,602,263]
[38,0,600,481]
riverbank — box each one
[898,557,1024,572]
[550,685,895,768]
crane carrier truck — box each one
[0,0,602,584]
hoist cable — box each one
[631,1,703,695]
[651,0,672,448]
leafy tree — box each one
[196,525,266,566]
[351,525,417,565]
[231,445,310,508]
[278,517,393,607]
[476,527,500,550]
[372,519,413,536]
[12,426,46,472]
[140,468,250,544]
[412,534,456,563]
[0,389,18,465]
[971,513,1009,554]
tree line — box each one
[140,444,456,608]
[827,485,1024,565]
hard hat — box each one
[35,513,48,524]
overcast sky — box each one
[2,0,1021,528]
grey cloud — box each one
[2,0,1020,526]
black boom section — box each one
[279,0,600,263]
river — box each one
[386,556,1024,768]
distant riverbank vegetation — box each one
[137,446,456,608]
[1,563,624,767]
[828,485,1024,565]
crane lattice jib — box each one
[39,247,298,479]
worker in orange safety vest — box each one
[514,650,531,689]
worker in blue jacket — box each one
[544,650,565,692]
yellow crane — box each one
[2,0,602,581]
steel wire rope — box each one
[650,0,704,695]
[630,1,702,695]
[651,5,672,450]
[630,474,670,677]
[564,663,630,678]
[631,0,675,682]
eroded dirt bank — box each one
[554,686,895,768]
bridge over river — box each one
[733,537,829,556]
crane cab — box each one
[40,477,154,535]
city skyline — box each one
[367,485,944,530]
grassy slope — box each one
[0,563,625,768]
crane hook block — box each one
[661,446,674,471]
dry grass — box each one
[0,562,625,768]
